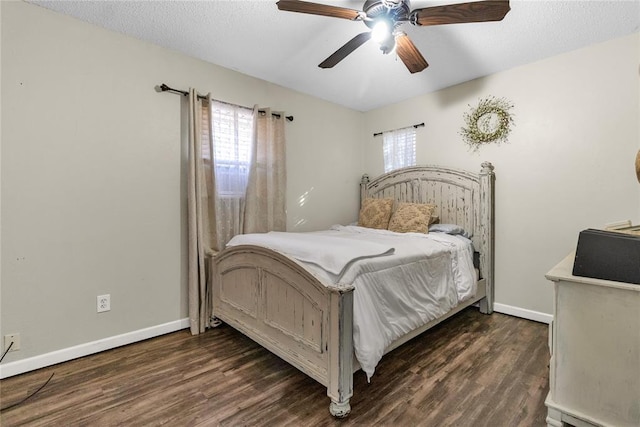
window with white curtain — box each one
[202,101,254,197]
[382,126,417,173]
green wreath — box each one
[460,96,514,151]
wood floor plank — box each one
[1,308,549,426]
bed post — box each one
[360,174,370,206]
[478,161,495,314]
[327,288,354,418]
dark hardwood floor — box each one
[0,308,549,426]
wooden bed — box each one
[211,162,495,417]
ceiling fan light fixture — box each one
[372,20,396,54]
[371,20,391,44]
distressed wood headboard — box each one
[360,162,495,311]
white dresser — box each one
[545,253,640,427]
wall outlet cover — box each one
[97,294,111,313]
[4,333,21,351]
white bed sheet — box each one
[227,225,477,380]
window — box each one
[382,126,416,173]
[203,101,254,197]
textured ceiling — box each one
[28,0,640,111]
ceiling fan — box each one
[276,0,511,73]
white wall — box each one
[363,33,640,316]
[0,1,362,369]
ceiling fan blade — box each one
[411,0,510,26]
[319,32,372,69]
[395,33,429,74]
[276,0,361,20]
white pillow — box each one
[428,223,471,238]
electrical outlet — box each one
[97,294,111,313]
[4,333,20,352]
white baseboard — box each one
[0,318,190,379]
[494,303,553,324]
[1,306,551,379]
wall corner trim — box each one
[0,318,190,379]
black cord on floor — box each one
[0,372,55,412]
[0,341,56,412]
[0,342,13,363]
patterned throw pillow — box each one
[388,203,436,233]
[358,198,394,229]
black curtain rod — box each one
[373,122,424,137]
[156,83,293,122]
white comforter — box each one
[226,225,477,380]
[227,230,394,281]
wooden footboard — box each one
[212,245,355,417]
[212,247,486,418]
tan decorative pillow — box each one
[388,203,436,234]
[358,198,394,229]
[429,214,440,225]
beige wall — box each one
[0,0,3,358]
[0,1,362,365]
[2,0,638,370]
[363,33,640,315]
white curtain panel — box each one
[209,101,254,249]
